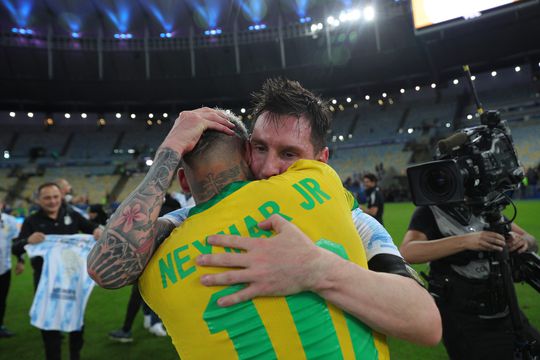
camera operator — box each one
[400,204,540,359]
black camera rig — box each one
[407,65,539,359]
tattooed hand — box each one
[160,107,236,156]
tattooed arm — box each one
[87,108,235,289]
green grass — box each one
[2,201,539,359]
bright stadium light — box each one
[364,95,370,100]
[453,79,459,85]
[116,113,122,119]
[400,88,405,94]
[339,9,362,23]
[326,16,340,27]
[346,97,352,103]
[407,128,414,134]
[163,113,168,118]
[3,150,10,159]
[515,66,521,72]
[338,135,344,141]
[431,83,437,89]
[332,99,337,104]
[146,159,153,166]
[471,75,476,81]
[149,113,154,118]
[240,108,246,114]
[467,114,473,120]
[382,92,387,98]
[9,112,15,117]
[363,6,375,21]
[446,122,451,128]
[491,71,497,77]
[71,32,80,39]
[81,113,87,118]
[65,113,71,119]
[130,113,136,119]
[27,112,34,118]
[415,86,420,91]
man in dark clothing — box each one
[12,182,101,360]
[362,173,384,225]
[401,204,540,359]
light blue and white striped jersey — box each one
[0,213,20,275]
[25,234,95,332]
[162,206,401,261]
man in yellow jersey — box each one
[139,112,389,359]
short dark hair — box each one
[182,109,249,168]
[37,182,61,195]
[363,173,378,183]
[251,78,331,152]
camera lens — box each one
[422,167,456,201]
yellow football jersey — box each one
[139,160,389,359]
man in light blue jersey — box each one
[0,201,20,338]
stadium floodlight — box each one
[81,113,87,118]
[377,99,384,106]
[11,28,18,33]
[467,114,473,120]
[400,88,405,94]
[130,113,136,119]
[163,113,168,118]
[299,17,312,23]
[160,32,173,38]
[363,6,375,21]
[339,9,362,23]
[338,135,344,141]
[491,71,497,77]
[147,120,153,126]
[407,128,414,134]
[431,83,437,89]
[353,104,358,109]
[382,92,387,98]
[3,150,10,159]
[415,86,420,91]
[204,28,222,36]
[65,113,70,119]
[453,79,459,85]
[248,24,267,31]
[27,112,34,118]
[128,149,135,154]
[115,113,121,119]
[146,159,153,166]
[9,112,15,118]
[446,122,451,128]
[311,23,324,32]
[157,119,162,125]
[348,134,352,139]
[329,106,335,112]
[149,113,154,118]
[471,75,476,81]
[332,135,337,142]
[332,99,337,104]
[71,32,80,39]
[346,97,352,103]
[326,16,340,27]
[515,66,521,72]
[98,118,106,126]
[240,108,246,114]
[364,95,370,100]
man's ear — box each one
[317,146,330,163]
[177,168,191,194]
[244,141,252,166]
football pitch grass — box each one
[1,201,539,359]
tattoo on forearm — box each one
[87,148,180,289]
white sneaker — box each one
[143,315,151,329]
[149,322,167,337]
